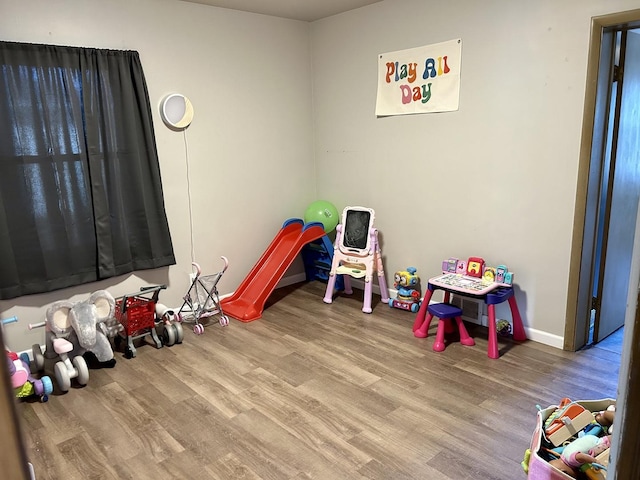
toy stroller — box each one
[177,257,229,334]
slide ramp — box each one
[221,219,326,322]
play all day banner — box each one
[375,38,462,116]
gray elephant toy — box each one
[47,290,117,368]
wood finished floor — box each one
[15,281,620,479]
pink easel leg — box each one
[433,320,447,352]
[508,296,527,342]
[323,274,337,304]
[378,272,390,303]
[455,317,475,346]
[487,304,499,359]
[413,289,433,332]
[414,313,434,338]
[343,275,353,295]
[362,280,373,313]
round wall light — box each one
[160,93,194,130]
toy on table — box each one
[3,316,53,402]
[434,257,516,294]
[389,267,422,313]
[442,257,459,273]
[466,257,485,278]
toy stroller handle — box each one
[28,321,46,330]
[191,262,202,276]
[1,316,18,325]
[191,257,228,278]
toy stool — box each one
[413,303,475,352]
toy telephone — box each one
[466,257,485,278]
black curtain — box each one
[0,42,175,299]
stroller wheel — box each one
[125,346,135,359]
[173,323,184,344]
[193,323,205,335]
[219,315,229,327]
[163,325,176,346]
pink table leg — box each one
[487,304,499,359]
[508,295,527,342]
[413,289,433,332]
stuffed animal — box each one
[548,434,611,478]
[46,290,117,368]
[595,405,615,434]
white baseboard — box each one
[277,275,566,351]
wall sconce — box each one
[160,93,194,130]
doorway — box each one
[568,19,640,354]
[589,28,640,349]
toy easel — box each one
[323,206,389,313]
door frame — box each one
[566,8,640,478]
[566,9,640,351]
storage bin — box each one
[524,398,615,479]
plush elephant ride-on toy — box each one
[30,290,116,393]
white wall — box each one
[0,0,316,351]
[1,0,638,353]
[310,0,639,345]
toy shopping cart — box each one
[114,285,166,358]
[177,257,229,334]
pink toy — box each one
[2,316,53,402]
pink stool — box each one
[413,303,475,352]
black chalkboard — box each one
[341,207,374,253]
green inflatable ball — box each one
[304,200,339,233]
